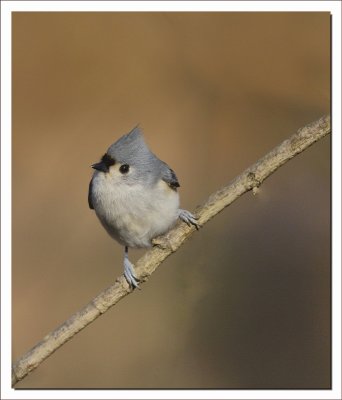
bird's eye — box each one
[119,164,130,174]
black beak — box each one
[91,161,108,173]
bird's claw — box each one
[178,209,200,230]
[124,257,140,289]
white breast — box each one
[91,174,179,248]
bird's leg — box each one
[123,246,140,289]
[178,209,199,230]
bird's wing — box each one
[161,162,180,190]
[88,178,94,209]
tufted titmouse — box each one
[88,126,198,288]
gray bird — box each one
[88,126,198,288]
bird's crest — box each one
[107,126,154,166]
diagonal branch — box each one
[12,115,331,386]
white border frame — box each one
[1,1,341,399]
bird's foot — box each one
[178,209,200,230]
[124,257,140,289]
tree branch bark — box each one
[12,115,331,386]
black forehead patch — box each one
[101,153,115,168]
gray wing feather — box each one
[161,162,180,190]
[88,179,94,209]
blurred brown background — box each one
[12,12,330,389]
